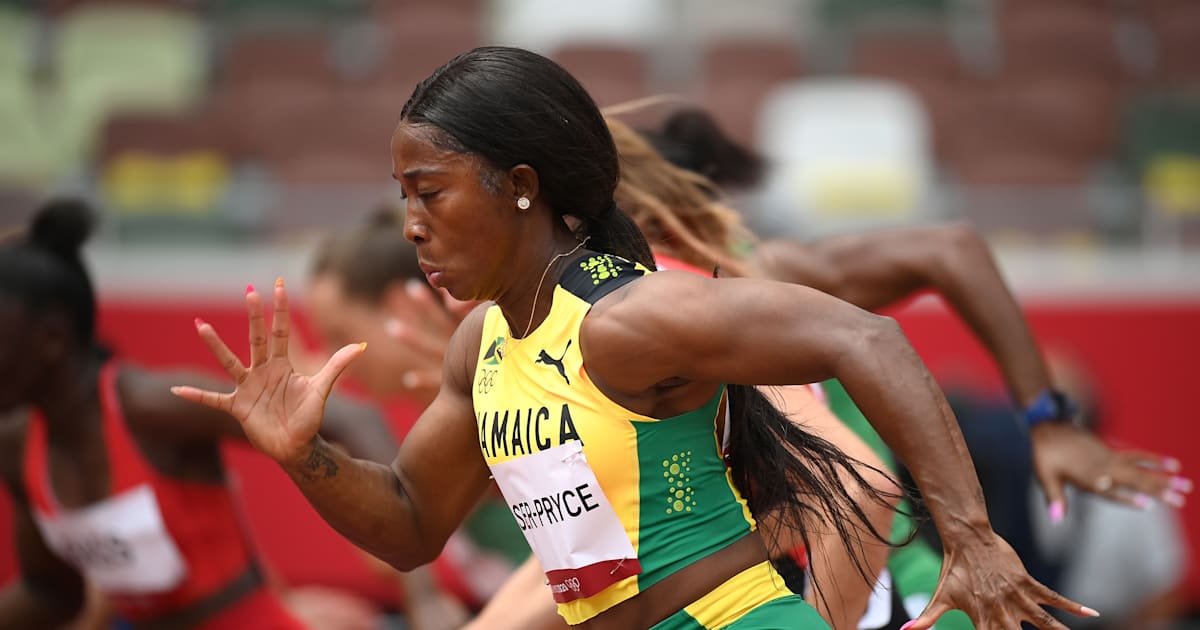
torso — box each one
[471,254,761,626]
[20,362,265,625]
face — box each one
[390,123,525,302]
[0,298,43,411]
[307,273,440,399]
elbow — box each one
[384,544,442,573]
[858,313,907,352]
[938,223,991,268]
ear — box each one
[509,164,541,207]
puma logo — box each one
[535,339,572,385]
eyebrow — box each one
[401,166,446,179]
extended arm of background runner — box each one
[582,271,1096,630]
[124,369,398,465]
[0,415,87,629]
[749,223,1047,405]
[748,223,1187,511]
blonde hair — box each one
[608,117,755,277]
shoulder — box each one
[443,301,493,392]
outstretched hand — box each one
[903,529,1098,630]
[171,279,366,465]
[1031,422,1191,521]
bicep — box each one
[589,273,891,391]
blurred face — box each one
[0,298,42,411]
[391,123,524,302]
[307,273,439,399]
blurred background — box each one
[0,0,1197,627]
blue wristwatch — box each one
[1023,389,1078,429]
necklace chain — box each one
[517,237,590,340]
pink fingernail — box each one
[1164,458,1182,473]
[1164,490,1186,508]
[900,622,916,630]
[246,283,255,295]
[1048,500,1065,524]
[1134,493,1153,510]
[1081,605,1100,617]
[194,317,206,329]
[1170,477,1194,493]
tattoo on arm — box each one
[299,442,340,482]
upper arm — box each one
[583,272,896,393]
[749,226,975,311]
[389,305,493,551]
[125,369,399,464]
[120,368,246,443]
[0,417,85,616]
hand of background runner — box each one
[385,280,470,395]
[170,279,365,464]
[1031,423,1191,518]
[903,529,1098,630]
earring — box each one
[516,196,531,210]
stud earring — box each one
[516,196,531,210]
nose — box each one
[403,201,428,244]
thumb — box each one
[312,342,367,398]
[1037,467,1069,525]
[902,601,951,630]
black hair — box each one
[0,199,98,347]
[310,204,422,302]
[727,385,914,595]
[399,46,655,269]
[642,108,766,190]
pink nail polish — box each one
[245,283,255,295]
[1134,493,1153,510]
[1164,458,1182,473]
[1048,500,1065,524]
[900,622,916,630]
[194,317,206,329]
[1170,477,1194,493]
[1081,606,1100,617]
[1164,490,1186,508]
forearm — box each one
[0,579,81,629]
[466,556,564,630]
[836,319,990,542]
[923,226,1050,406]
[283,437,436,570]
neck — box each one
[34,350,103,447]
[496,227,586,340]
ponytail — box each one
[576,202,656,270]
[725,384,915,598]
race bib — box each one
[489,441,640,602]
[34,484,188,594]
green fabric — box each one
[650,595,828,629]
[634,388,754,590]
[461,499,530,567]
[822,380,976,630]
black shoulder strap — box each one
[559,253,648,305]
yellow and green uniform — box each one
[472,254,822,627]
